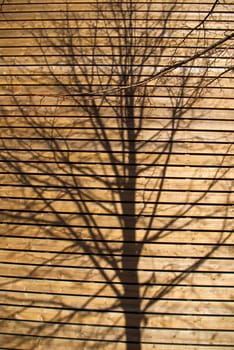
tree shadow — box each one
[0,0,233,349]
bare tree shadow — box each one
[0,0,233,349]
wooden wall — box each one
[0,0,233,349]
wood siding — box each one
[0,0,233,349]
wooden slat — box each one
[0,237,233,258]
[0,250,233,272]
[0,290,233,316]
[0,228,232,244]
[0,263,233,287]
[2,304,234,329]
[0,319,233,344]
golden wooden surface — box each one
[0,0,233,349]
